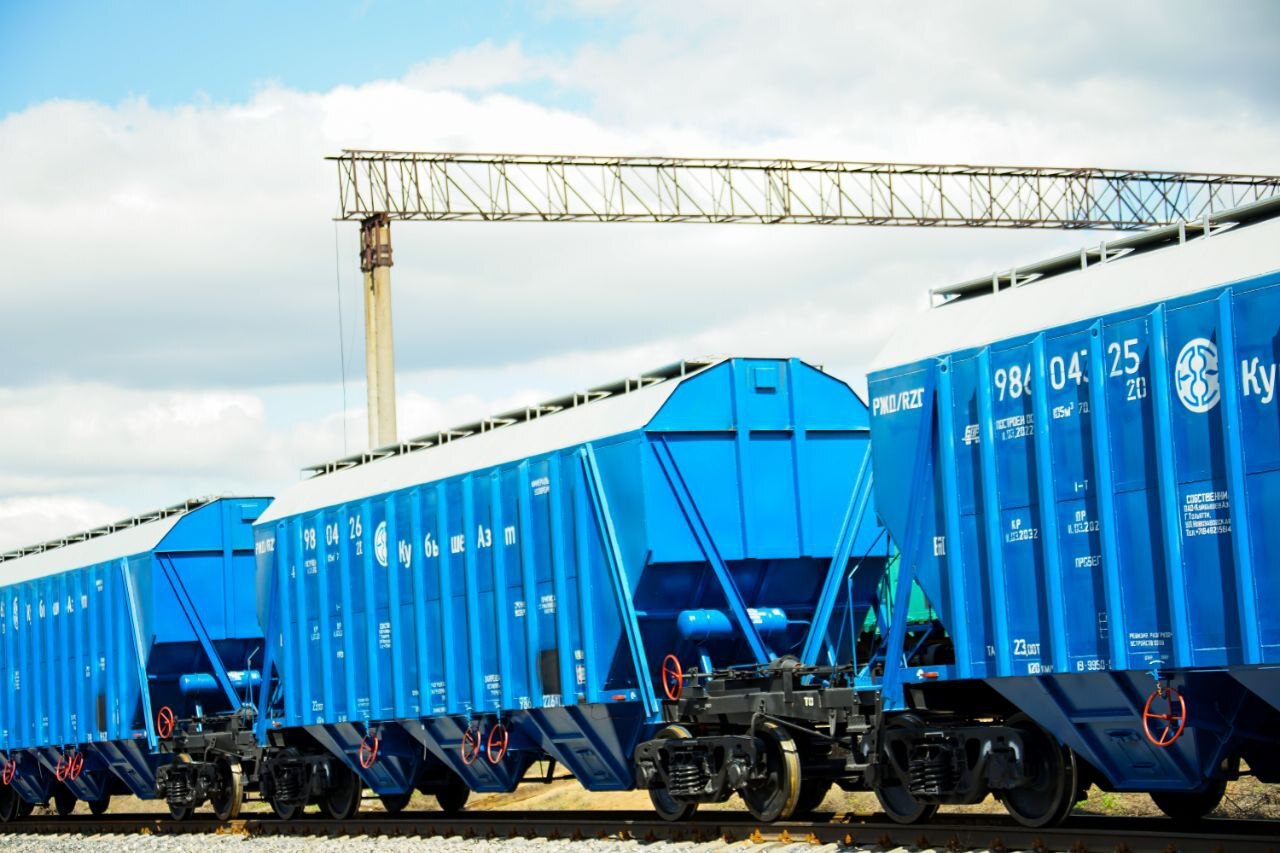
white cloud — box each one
[557,2,1280,170]
[1,4,1276,549]
[0,495,129,556]
[404,41,555,92]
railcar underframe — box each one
[633,657,1274,829]
[633,659,1060,825]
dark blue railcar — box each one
[865,197,1280,825]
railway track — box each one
[0,810,1275,852]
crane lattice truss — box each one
[332,150,1280,230]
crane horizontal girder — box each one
[330,150,1280,231]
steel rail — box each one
[3,810,1277,852]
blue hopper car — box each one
[864,196,1280,826]
[4,206,1275,830]
[249,357,886,820]
[0,497,269,821]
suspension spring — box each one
[668,755,708,798]
[273,765,304,804]
[908,741,956,797]
[164,768,194,806]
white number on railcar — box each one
[1049,349,1088,390]
[993,363,1032,401]
[1107,337,1141,377]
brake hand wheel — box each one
[156,706,176,739]
[486,723,509,764]
[359,734,379,769]
[661,654,684,701]
[1143,686,1188,747]
[461,727,482,765]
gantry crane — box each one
[328,150,1280,449]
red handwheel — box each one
[359,734,380,769]
[68,752,84,781]
[156,706,176,739]
[1143,686,1188,747]
[460,727,481,765]
[1,760,15,785]
[661,654,683,701]
[486,723,509,764]
[55,755,70,782]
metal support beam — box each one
[332,150,1280,230]
[651,437,771,665]
[254,532,283,741]
[360,213,397,449]
[118,558,158,749]
[799,445,874,667]
[878,365,937,711]
[580,444,659,716]
[155,554,244,713]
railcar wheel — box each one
[740,720,801,822]
[380,792,413,813]
[1151,777,1227,824]
[1000,713,1078,828]
[16,799,33,818]
[648,725,698,822]
[0,786,20,822]
[794,780,833,816]
[87,795,111,816]
[875,715,938,825]
[875,783,938,824]
[434,774,470,813]
[52,786,77,816]
[167,802,195,820]
[270,798,304,820]
[210,759,244,822]
[319,763,362,820]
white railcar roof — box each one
[0,497,215,586]
[872,196,1280,374]
[257,359,722,525]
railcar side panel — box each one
[871,273,1280,679]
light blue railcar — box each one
[0,497,268,820]
[250,357,883,818]
[865,197,1280,826]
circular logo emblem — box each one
[1174,337,1220,413]
[374,521,388,568]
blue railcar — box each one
[250,357,884,819]
[864,197,1280,825]
[0,497,269,821]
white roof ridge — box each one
[931,194,1280,304]
[871,209,1280,374]
[257,357,742,526]
[302,357,723,479]
[0,495,222,565]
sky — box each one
[1,0,1278,550]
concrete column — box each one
[360,214,397,448]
